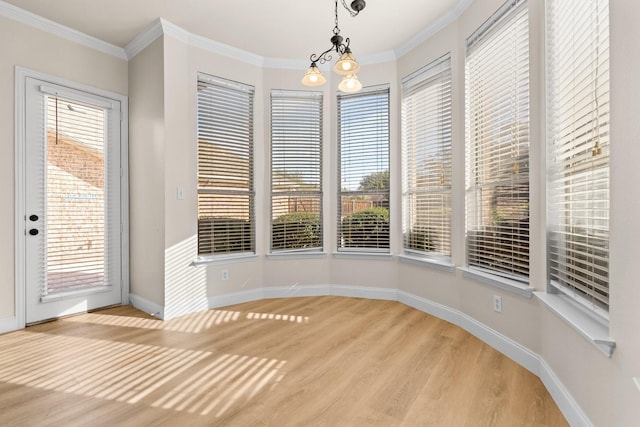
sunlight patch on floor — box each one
[246,312,309,323]
[0,330,285,415]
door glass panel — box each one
[45,96,106,295]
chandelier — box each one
[301,0,366,93]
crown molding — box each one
[2,0,472,67]
[0,0,126,60]
[395,0,473,58]
[124,18,164,60]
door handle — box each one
[29,229,39,236]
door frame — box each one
[14,66,129,328]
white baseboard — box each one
[129,293,165,320]
[331,285,398,300]
[208,288,264,309]
[263,284,331,299]
[0,316,20,335]
[398,290,539,375]
[539,358,593,427]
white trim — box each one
[0,0,470,66]
[398,254,455,272]
[0,0,126,60]
[124,18,164,59]
[332,252,393,260]
[535,292,615,357]
[398,291,539,374]
[459,266,534,298]
[266,252,328,260]
[539,358,594,427]
[0,316,20,335]
[208,288,265,309]
[263,285,331,299]
[14,67,27,332]
[129,293,165,320]
[331,285,397,300]
[395,0,474,58]
[192,254,259,267]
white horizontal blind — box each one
[465,0,530,280]
[271,90,323,252]
[197,74,255,256]
[402,54,452,259]
[337,85,390,251]
[45,95,109,294]
[547,0,610,311]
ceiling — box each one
[3,0,467,61]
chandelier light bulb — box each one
[334,50,360,75]
[301,63,327,87]
[338,74,362,93]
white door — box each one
[24,76,124,324]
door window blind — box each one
[197,74,255,256]
[337,85,390,251]
[465,0,530,280]
[270,90,323,252]
[45,95,109,294]
[547,0,610,312]
[402,54,452,259]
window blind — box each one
[547,0,610,312]
[465,0,530,280]
[402,54,452,259]
[270,90,323,252]
[337,85,390,251]
[45,95,109,294]
[197,74,255,256]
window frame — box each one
[545,0,611,317]
[270,89,324,254]
[337,85,391,253]
[401,53,453,262]
[196,73,256,259]
[464,0,530,283]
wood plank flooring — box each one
[0,297,568,426]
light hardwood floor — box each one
[0,297,568,426]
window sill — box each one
[267,251,327,260]
[458,267,534,298]
[332,251,393,261]
[535,292,615,358]
[398,254,455,273]
[192,253,259,267]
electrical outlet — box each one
[221,269,229,281]
[493,295,502,313]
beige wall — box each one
[128,37,165,307]
[0,15,127,320]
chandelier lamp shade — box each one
[301,0,366,93]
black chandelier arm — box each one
[309,35,350,64]
[309,47,335,65]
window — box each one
[337,85,390,251]
[465,0,530,280]
[270,90,323,252]
[197,74,255,256]
[547,0,610,313]
[402,54,452,259]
